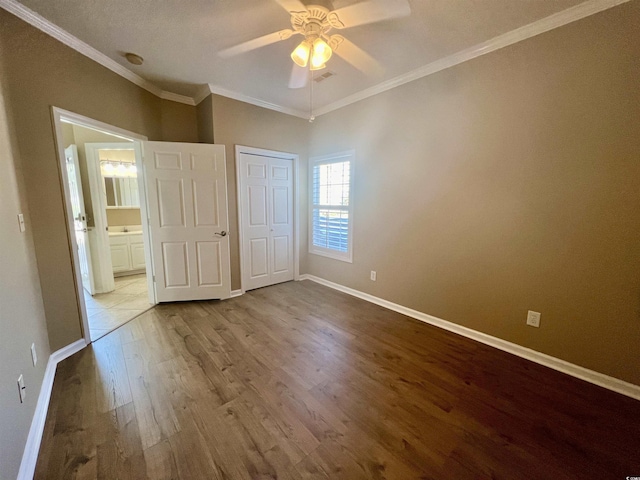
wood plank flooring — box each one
[35,280,640,479]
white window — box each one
[309,150,354,262]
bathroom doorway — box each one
[57,114,155,341]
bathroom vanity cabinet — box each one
[109,232,146,275]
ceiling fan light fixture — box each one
[291,40,311,67]
[310,38,332,70]
[310,63,326,71]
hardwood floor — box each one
[35,280,640,479]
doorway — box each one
[53,108,156,343]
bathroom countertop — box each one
[108,230,142,236]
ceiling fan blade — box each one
[327,0,410,29]
[288,64,309,89]
[274,0,306,14]
[331,36,384,77]
[219,29,294,58]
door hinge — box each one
[152,275,156,283]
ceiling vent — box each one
[313,71,336,83]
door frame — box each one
[235,145,300,294]
[51,107,156,344]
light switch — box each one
[17,213,25,232]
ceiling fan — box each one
[219,0,411,89]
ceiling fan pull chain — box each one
[309,66,315,123]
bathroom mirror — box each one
[104,176,139,208]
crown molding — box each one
[0,0,196,106]
[159,91,196,106]
[194,85,214,105]
[314,0,631,116]
[0,0,630,115]
[206,84,308,119]
[0,0,164,97]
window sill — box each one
[309,248,353,263]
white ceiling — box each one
[11,0,598,115]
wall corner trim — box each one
[17,338,87,480]
[298,274,640,401]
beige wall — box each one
[197,95,215,144]
[161,99,199,143]
[0,39,51,480]
[210,94,310,290]
[307,3,640,385]
[106,208,142,227]
[0,9,166,351]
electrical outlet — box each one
[17,213,25,232]
[526,310,541,328]
[31,343,37,367]
[370,271,377,281]
[17,374,26,403]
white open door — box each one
[144,142,231,302]
[65,145,96,295]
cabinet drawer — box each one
[109,235,129,246]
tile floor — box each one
[84,274,153,341]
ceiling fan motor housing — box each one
[291,6,332,41]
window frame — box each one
[308,150,354,263]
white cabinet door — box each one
[144,142,231,302]
[238,151,294,291]
[110,240,131,273]
[130,235,147,270]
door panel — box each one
[196,241,222,286]
[238,152,294,291]
[145,142,230,302]
[193,178,219,227]
[162,242,189,288]
[250,238,269,278]
[248,186,268,226]
[157,179,185,227]
[273,236,290,273]
[272,186,289,225]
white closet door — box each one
[269,158,294,285]
[238,151,294,291]
[144,142,231,302]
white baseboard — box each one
[298,274,640,401]
[17,338,87,480]
[230,289,243,298]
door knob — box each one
[214,231,227,237]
